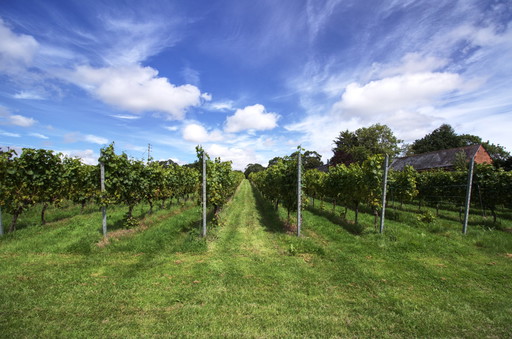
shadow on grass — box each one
[98,201,196,234]
[251,184,287,234]
[306,204,365,235]
[180,208,215,233]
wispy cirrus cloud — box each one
[64,132,108,145]
[0,18,39,73]
[13,91,44,100]
[0,106,37,127]
[110,114,140,120]
[29,132,49,139]
[0,130,20,138]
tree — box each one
[290,150,323,170]
[410,124,511,168]
[330,124,402,165]
[267,156,283,167]
[410,124,461,154]
[244,163,265,178]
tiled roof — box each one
[390,145,482,171]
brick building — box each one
[390,144,493,171]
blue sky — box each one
[0,0,511,169]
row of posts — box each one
[0,152,474,239]
[379,155,475,235]
[97,151,476,239]
[96,153,207,240]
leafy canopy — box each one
[330,124,402,166]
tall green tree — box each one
[330,124,402,165]
[290,150,323,170]
[410,124,461,154]
[244,163,265,178]
[410,124,511,168]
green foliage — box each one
[388,165,418,204]
[416,170,467,208]
[473,164,512,224]
[321,155,385,226]
[0,148,68,231]
[331,124,402,165]
[244,163,265,178]
[99,143,147,216]
[289,150,323,170]
[303,169,326,203]
[63,157,99,211]
[410,124,461,154]
[122,214,139,229]
[196,146,243,217]
[417,210,436,223]
[250,150,304,222]
[410,124,511,167]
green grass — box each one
[1,180,511,338]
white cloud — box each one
[206,144,263,171]
[100,13,182,66]
[29,132,49,139]
[61,149,98,165]
[224,104,279,133]
[201,93,212,101]
[0,130,21,138]
[3,113,37,127]
[0,18,39,73]
[182,123,223,143]
[286,65,467,158]
[123,143,146,153]
[65,64,205,120]
[170,157,183,165]
[84,134,108,145]
[13,91,44,100]
[110,114,140,120]
[374,53,448,78]
[164,125,179,132]
[335,72,463,119]
[63,132,108,145]
[285,115,361,163]
[207,100,235,111]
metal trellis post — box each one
[100,161,107,238]
[380,154,389,234]
[462,157,475,234]
[297,149,302,237]
[202,151,207,237]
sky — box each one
[0,0,511,170]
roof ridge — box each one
[397,144,481,159]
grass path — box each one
[209,178,279,258]
[0,179,510,338]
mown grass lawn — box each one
[1,179,511,338]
